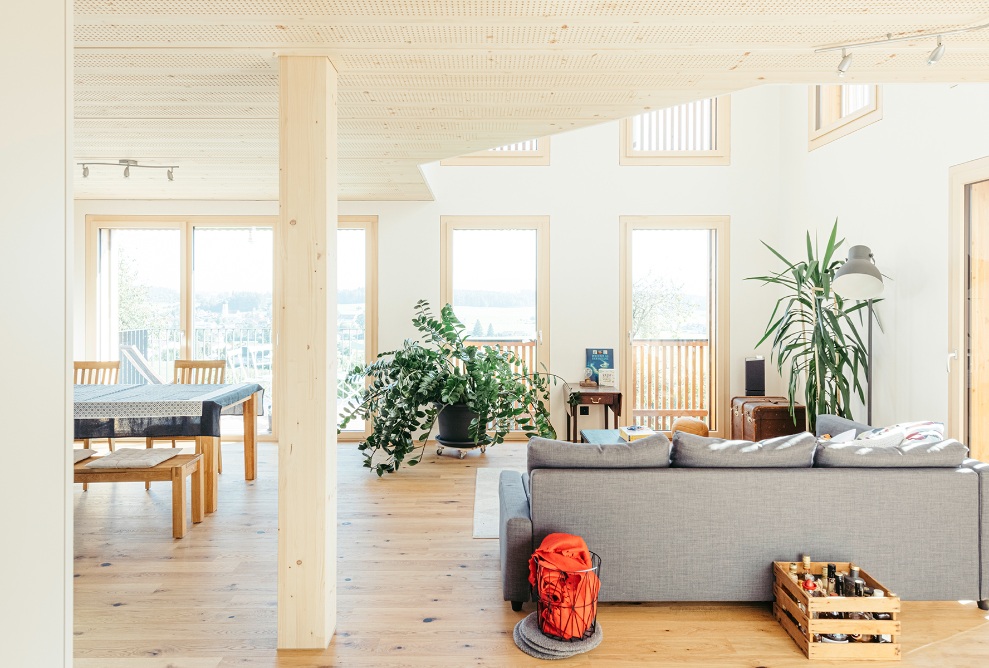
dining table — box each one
[73,382,264,513]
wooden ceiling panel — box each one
[71,1,989,200]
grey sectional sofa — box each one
[499,414,989,611]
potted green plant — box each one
[338,300,557,475]
[747,221,876,432]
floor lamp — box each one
[832,245,884,424]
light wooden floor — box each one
[74,442,989,667]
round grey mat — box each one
[513,611,603,660]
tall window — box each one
[337,216,378,440]
[620,96,730,166]
[441,216,550,381]
[87,216,276,437]
[809,84,882,150]
[620,216,729,436]
[441,137,550,166]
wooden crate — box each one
[773,561,901,661]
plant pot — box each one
[436,403,481,443]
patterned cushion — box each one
[814,439,969,468]
[856,421,945,446]
[526,434,671,473]
[671,432,817,468]
[853,428,905,448]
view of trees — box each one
[631,273,703,339]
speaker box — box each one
[745,356,765,396]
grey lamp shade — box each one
[832,245,883,300]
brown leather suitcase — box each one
[733,397,806,441]
[731,396,784,439]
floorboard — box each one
[74,442,989,666]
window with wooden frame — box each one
[620,96,730,166]
[619,216,730,437]
[809,84,882,150]
[86,215,277,439]
[440,137,550,166]
[440,216,550,436]
[337,215,379,441]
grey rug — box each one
[513,611,603,660]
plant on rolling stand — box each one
[338,299,557,475]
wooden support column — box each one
[276,56,338,649]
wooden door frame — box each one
[947,156,989,444]
[618,215,730,437]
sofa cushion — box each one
[671,431,817,468]
[526,433,671,473]
[814,439,969,468]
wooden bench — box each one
[74,454,204,539]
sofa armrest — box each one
[499,469,533,604]
[961,458,989,602]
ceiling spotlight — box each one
[167,168,174,181]
[82,164,89,178]
[928,36,945,65]
[837,49,853,77]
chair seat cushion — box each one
[85,448,180,469]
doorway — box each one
[948,159,989,462]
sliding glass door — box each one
[88,216,276,436]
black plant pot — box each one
[435,404,489,459]
[436,403,479,443]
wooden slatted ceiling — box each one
[72,2,989,201]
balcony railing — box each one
[630,338,710,431]
[118,328,272,387]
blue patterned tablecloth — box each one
[73,383,263,439]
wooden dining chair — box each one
[74,361,121,491]
[146,360,228,487]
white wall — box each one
[0,1,72,665]
[778,84,989,427]
[340,84,787,428]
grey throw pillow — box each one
[671,431,817,468]
[526,433,671,473]
[814,439,969,468]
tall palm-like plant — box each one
[748,221,873,432]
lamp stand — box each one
[867,299,873,425]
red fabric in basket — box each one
[527,533,600,640]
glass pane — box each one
[629,228,713,431]
[451,228,538,369]
[193,227,273,435]
[841,84,872,117]
[632,98,716,152]
[338,228,367,432]
[98,228,182,384]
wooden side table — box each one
[564,383,623,442]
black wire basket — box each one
[534,551,602,642]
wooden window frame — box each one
[620,96,731,166]
[440,138,550,166]
[618,215,730,437]
[808,84,883,151]
[337,215,379,442]
[440,216,550,439]
[85,214,279,441]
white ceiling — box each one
[73,2,989,201]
